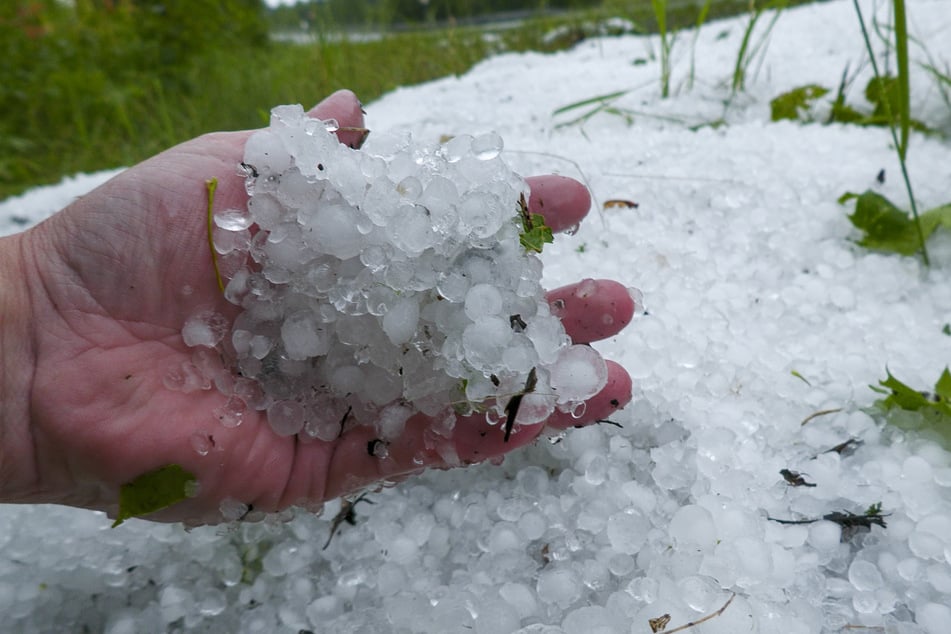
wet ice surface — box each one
[2,0,951,632]
[205,107,593,440]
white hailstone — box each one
[536,567,582,608]
[381,296,419,345]
[548,345,608,405]
[281,311,330,360]
[181,312,228,348]
[173,104,604,443]
[669,504,717,552]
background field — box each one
[1,0,815,200]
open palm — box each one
[6,91,633,524]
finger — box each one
[524,175,591,233]
[322,360,633,499]
[547,279,637,344]
[323,399,554,499]
[545,360,632,430]
[307,89,368,149]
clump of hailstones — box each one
[170,104,607,447]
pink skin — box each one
[0,90,634,524]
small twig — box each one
[337,405,352,439]
[322,492,373,550]
[661,593,736,634]
[205,178,225,293]
[503,367,538,442]
[780,468,816,487]
[800,407,843,426]
[821,438,863,456]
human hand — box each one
[0,90,634,524]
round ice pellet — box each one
[464,283,503,320]
[548,345,608,404]
[669,504,717,552]
[267,400,306,436]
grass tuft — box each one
[851,0,929,266]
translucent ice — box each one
[464,283,503,320]
[537,567,582,608]
[281,312,330,360]
[267,400,306,436]
[669,505,717,552]
[606,511,649,555]
[381,297,420,345]
[848,560,883,591]
[182,312,229,348]
[548,345,608,404]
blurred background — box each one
[1,0,806,201]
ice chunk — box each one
[848,560,883,591]
[606,511,649,555]
[463,316,513,368]
[214,207,253,231]
[471,132,503,160]
[302,201,365,259]
[213,396,247,428]
[458,190,504,239]
[376,402,413,440]
[548,345,608,404]
[442,134,472,162]
[918,603,951,634]
[381,296,420,345]
[669,504,717,552]
[244,129,292,175]
[281,312,331,360]
[390,204,436,254]
[499,582,538,619]
[808,520,841,550]
[487,522,524,553]
[182,312,229,348]
[536,567,581,608]
[159,586,192,625]
[219,498,249,522]
[267,400,306,436]
[474,599,521,634]
[464,283,503,320]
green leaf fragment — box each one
[790,370,811,386]
[516,193,554,254]
[520,213,554,253]
[112,464,197,527]
[841,190,951,256]
[943,324,951,336]
[936,367,951,402]
[872,368,951,449]
[770,84,829,122]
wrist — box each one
[0,231,38,502]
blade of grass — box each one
[688,0,714,91]
[894,0,910,159]
[552,90,630,117]
[732,0,787,94]
[651,0,672,98]
[206,178,225,293]
[852,0,929,266]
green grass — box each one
[2,0,818,201]
[731,0,788,94]
[852,0,929,265]
[0,15,509,200]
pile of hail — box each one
[173,104,607,447]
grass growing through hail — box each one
[851,0,930,265]
[650,0,674,99]
[553,0,803,131]
[730,0,788,95]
